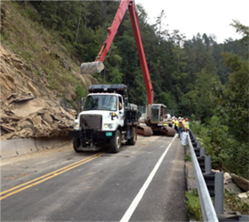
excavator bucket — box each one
[137,125,153,137]
[80,61,105,74]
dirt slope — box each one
[0,2,96,141]
[0,44,76,140]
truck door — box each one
[118,95,124,127]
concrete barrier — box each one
[0,137,72,159]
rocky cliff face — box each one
[0,1,101,141]
[0,44,76,140]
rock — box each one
[224,172,232,184]
[224,179,243,195]
[43,113,53,125]
[32,116,42,126]
[18,120,33,129]
[231,174,249,192]
[238,191,249,205]
[238,191,249,199]
[212,169,220,173]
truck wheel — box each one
[110,130,121,153]
[73,138,81,153]
[128,127,137,145]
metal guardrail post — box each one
[200,148,205,156]
[187,132,219,222]
[197,141,201,148]
[240,215,249,221]
[214,172,224,214]
[205,156,211,173]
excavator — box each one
[80,0,175,137]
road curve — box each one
[1,135,187,221]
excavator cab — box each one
[148,104,167,124]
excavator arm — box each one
[80,0,153,104]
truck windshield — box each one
[84,95,117,111]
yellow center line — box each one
[0,153,102,196]
[0,152,104,200]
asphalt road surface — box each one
[1,135,188,221]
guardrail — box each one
[187,129,249,222]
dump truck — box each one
[69,84,138,153]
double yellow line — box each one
[0,153,104,200]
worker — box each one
[175,117,179,134]
[185,118,189,131]
[163,122,168,128]
[172,118,175,129]
[178,119,186,138]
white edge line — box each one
[120,134,178,222]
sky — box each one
[135,0,249,43]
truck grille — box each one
[80,115,102,130]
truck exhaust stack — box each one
[80,61,104,74]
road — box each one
[1,135,188,221]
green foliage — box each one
[185,189,203,221]
[76,83,88,98]
[225,190,249,215]
[192,118,249,179]
[230,20,249,46]
[218,53,249,142]
[184,154,191,162]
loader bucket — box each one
[80,61,105,74]
[137,125,153,137]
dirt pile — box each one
[0,43,75,141]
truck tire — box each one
[73,138,81,153]
[110,130,121,153]
[128,127,137,145]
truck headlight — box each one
[74,122,79,130]
[104,124,113,129]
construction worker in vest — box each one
[182,117,185,124]
[176,117,180,136]
[172,118,175,129]
[163,118,168,127]
[185,118,189,131]
[178,119,186,138]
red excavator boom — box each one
[80,0,153,105]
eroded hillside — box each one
[0,2,96,140]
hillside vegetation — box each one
[0,1,248,178]
[1,1,96,105]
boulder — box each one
[238,191,249,205]
[231,174,249,192]
[238,191,249,199]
